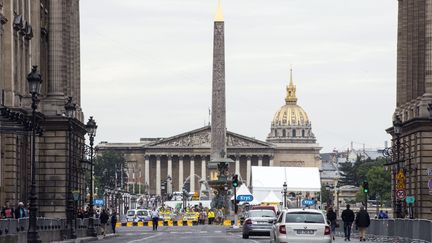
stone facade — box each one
[0,0,86,219]
[389,0,432,219]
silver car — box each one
[242,209,276,239]
[270,209,332,243]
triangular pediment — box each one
[147,126,273,148]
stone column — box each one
[48,0,65,96]
[144,155,150,190]
[269,156,274,167]
[167,155,173,194]
[201,156,206,180]
[426,0,432,93]
[178,156,184,191]
[190,156,195,193]
[246,156,251,186]
[156,155,161,195]
[235,156,240,175]
[258,155,263,166]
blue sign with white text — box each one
[93,199,105,206]
[236,195,254,202]
[301,199,316,206]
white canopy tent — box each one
[252,166,321,202]
[261,190,282,203]
[231,183,261,205]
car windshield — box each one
[248,210,275,218]
[137,211,148,216]
[127,211,135,216]
[285,212,325,223]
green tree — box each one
[94,151,128,196]
[339,162,356,186]
[366,166,391,203]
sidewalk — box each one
[53,233,117,243]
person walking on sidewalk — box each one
[151,208,159,231]
[208,209,215,225]
[326,207,337,241]
[341,204,355,241]
[111,210,117,234]
[99,209,109,236]
[355,206,370,241]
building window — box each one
[292,129,296,137]
[282,129,286,137]
[302,129,305,137]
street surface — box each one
[98,226,372,243]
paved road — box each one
[97,226,380,243]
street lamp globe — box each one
[393,115,402,136]
[86,116,97,136]
[27,66,42,95]
[64,97,76,118]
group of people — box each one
[1,201,27,219]
[98,208,118,235]
[326,204,371,241]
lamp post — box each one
[393,115,403,218]
[65,97,77,239]
[283,182,288,209]
[86,116,97,237]
[27,66,42,243]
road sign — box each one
[302,199,316,206]
[428,179,432,190]
[405,196,415,204]
[236,195,253,202]
[396,190,407,200]
[93,199,104,206]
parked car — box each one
[242,209,277,239]
[251,205,278,214]
[135,209,151,222]
[126,209,138,222]
[270,209,332,243]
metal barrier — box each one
[367,219,432,242]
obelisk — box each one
[211,0,226,162]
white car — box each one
[270,208,332,243]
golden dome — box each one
[272,68,310,126]
[272,104,310,126]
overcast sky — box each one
[80,0,397,153]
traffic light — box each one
[232,174,239,188]
[363,181,369,193]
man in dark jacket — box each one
[99,209,109,236]
[341,204,355,241]
[355,206,370,241]
[111,210,117,234]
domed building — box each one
[266,70,322,168]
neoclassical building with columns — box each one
[96,71,322,196]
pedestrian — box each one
[207,209,215,225]
[99,208,109,236]
[111,210,117,234]
[355,206,370,242]
[326,207,337,241]
[378,210,385,219]
[216,208,223,225]
[15,202,27,219]
[1,201,14,219]
[341,204,355,241]
[151,207,159,231]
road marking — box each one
[126,233,162,243]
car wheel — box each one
[242,233,249,239]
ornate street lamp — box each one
[27,66,42,243]
[65,97,77,239]
[86,116,97,237]
[282,182,288,209]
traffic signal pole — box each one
[232,175,239,229]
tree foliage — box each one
[94,151,128,196]
[339,157,391,204]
